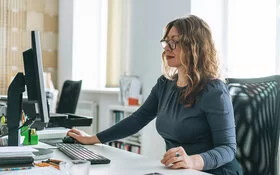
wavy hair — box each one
[161,14,221,107]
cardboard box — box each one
[44,0,58,16]
[7,11,26,29]
[41,32,57,51]
[6,30,29,49]
[26,11,44,32]
[44,15,58,32]
[42,50,57,67]
[26,0,44,12]
[7,0,26,11]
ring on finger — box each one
[175,152,180,157]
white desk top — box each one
[37,127,69,139]
[33,142,211,175]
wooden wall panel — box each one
[0,0,58,94]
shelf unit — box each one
[108,105,141,154]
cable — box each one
[19,118,35,130]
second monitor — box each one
[22,30,93,131]
[22,31,49,129]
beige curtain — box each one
[106,0,130,87]
[0,0,58,94]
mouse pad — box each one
[39,138,63,146]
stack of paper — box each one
[0,146,37,158]
[0,146,37,166]
[0,147,37,172]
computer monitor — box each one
[7,31,49,145]
[23,31,49,127]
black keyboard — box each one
[56,143,111,164]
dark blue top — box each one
[97,75,236,170]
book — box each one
[0,146,36,165]
[0,156,34,165]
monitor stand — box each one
[7,73,25,146]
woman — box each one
[67,14,242,174]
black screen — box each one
[22,31,49,127]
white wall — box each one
[58,0,74,91]
[129,0,191,98]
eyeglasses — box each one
[160,39,180,50]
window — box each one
[72,0,129,90]
[72,0,108,90]
[106,0,131,88]
[226,0,277,78]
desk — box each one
[33,142,210,175]
[37,127,69,139]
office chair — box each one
[56,80,82,114]
[226,75,280,175]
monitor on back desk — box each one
[23,30,70,130]
[22,30,49,130]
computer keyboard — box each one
[56,143,111,164]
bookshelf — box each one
[108,105,141,154]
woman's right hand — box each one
[67,128,101,145]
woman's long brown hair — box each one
[162,15,220,107]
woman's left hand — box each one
[160,146,203,170]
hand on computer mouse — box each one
[62,136,76,144]
[67,128,101,145]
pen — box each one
[47,162,59,169]
[48,158,62,164]
[0,166,32,171]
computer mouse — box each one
[62,136,76,144]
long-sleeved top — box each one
[97,75,236,171]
